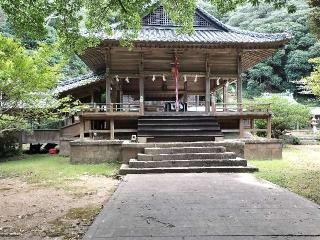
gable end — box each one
[142,6,226,30]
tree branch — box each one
[117,0,128,13]
[0,128,20,134]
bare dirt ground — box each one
[0,175,119,240]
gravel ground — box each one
[0,175,119,239]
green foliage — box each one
[292,136,301,145]
[61,55,90,78]
[250,95,311,138]
[308,0,320,38]
[0,35,85,148]
[0,0,299,53]
[0,35,61,133]
[304,57,320,96]
[224,1,320,97]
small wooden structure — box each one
[57,6,289,141]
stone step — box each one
[151,141,223,148]
[137,152,236,161]
[119,164,258,175]
[144,146,226,154]
[129,158,247,168]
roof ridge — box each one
[195,5,292,39]
[195,5,229,31]
[58,72,103,87]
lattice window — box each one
[143,6,213,27]
[194,14,212,27]
[142,6,173,26]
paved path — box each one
[84,173,320,240]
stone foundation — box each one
[243,139,283,160]
[59,137,77,156]
[70,140,123,164]
[68,138,282,164]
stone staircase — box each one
[137,115,223,142]
[119,142,258,174]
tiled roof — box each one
[55,73,104,94]
[103,27,289,45]
[89,6,290,45]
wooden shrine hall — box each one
[57,6,290,142]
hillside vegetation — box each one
[224,1,320,97]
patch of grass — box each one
[0,154,120,185]
[47,205,101,239]
[250,145,320,205]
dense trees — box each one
[224,1,320,97]
[0,0,300,53]
[0,36,60,133]
[304,58,320,96]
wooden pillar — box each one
[236,78,242,104]
[267,116,272,139]
[105,75,111,112]
[223,81,228,112]
[251,118,256,136]
[211,92,216,113]
[183,81,188,102]
[79,116,85,140]
[90,91,94,104]
[205,54,211,112]
[105,48,112,112]
[139,53,144,115]
[196,95,199,111]
[119,82,123,104]
[237,51,243,111]
[84,120,91,139]
[110,119,114,140]
[239,118,244,138]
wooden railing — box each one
[83,103,140,113]
[81,102,271,114]
[213,103,271,113]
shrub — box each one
[250,95,311,138]
[292,136,301,145]
[0,131,21,159]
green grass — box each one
[0,154,120,185]
[250,145,320,205]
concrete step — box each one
[119,164,258,175]
[151,141,222,148]
[137,152,236,161]
[144,146,226,154]
[129,158,247,168]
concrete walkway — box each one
[84,173,320,240]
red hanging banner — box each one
[172,56,179,111]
